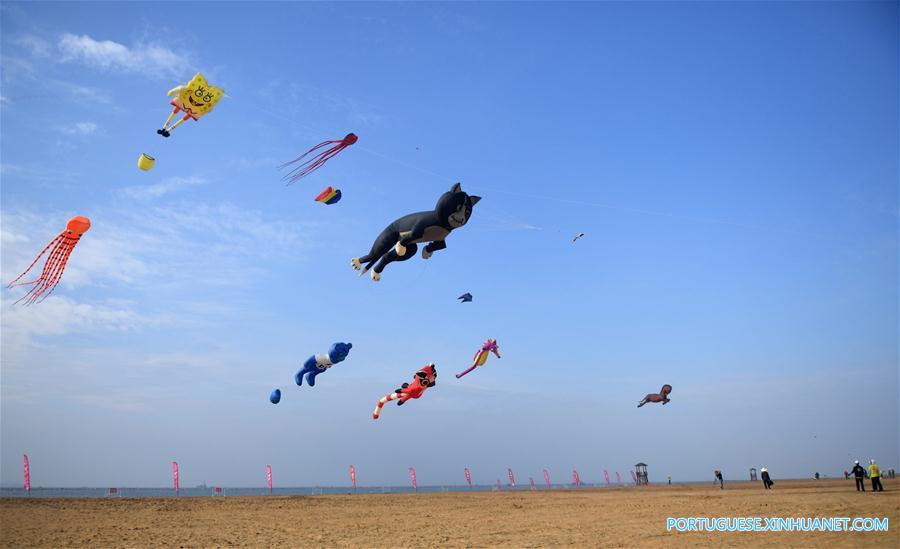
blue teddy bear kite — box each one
[295,342,353,388]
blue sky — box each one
[1,1,897,487]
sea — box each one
[0,484,614,498]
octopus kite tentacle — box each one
[372,364,437,419]
[280,133,357,184]
[8,216,90,306]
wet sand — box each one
[2,479,897,547]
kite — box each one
[573,232,585,243]
[157,72,224,137]
[315,186,342,205]
[373,364,437,419]
[137,153,155,171]
[456,338,500,379]
[458,293,473,303]
[269,389,281,404]
[637,384,672,407]
[352,182,480,281]
[295,342,353,388]
[281,133,357,183]
[8,216,91,305]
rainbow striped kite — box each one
[314,186,342,205]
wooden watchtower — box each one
[635,463,649,486]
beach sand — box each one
[2,479,897,547]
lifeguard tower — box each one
[750,468,757,481]
[635,463,649,486]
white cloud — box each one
[60,121,98,136]
[57,33,189,77]
[121,175,207,200]
[13,34,50,57]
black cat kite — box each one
[352,183,480,281]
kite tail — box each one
[455,365,477,379]
[373,392,401,419]
[280,133,357,184]
[7,234,65,287]
[13,237,76,306]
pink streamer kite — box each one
[409,467,417,491]
[267,465,273,493]
[543,468,551,488]
[23,455,30,492]
[172,461,179,493]
[280,133,358,183]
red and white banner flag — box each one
[604,469,610,486]
[572,470,581,486]
[507,468,516,487]
[464,468,472,487]
[631,470,637,484]
[616,471,622,485]
[543,468,551,488]
[530,477,536,489]
[23,455,30,492]
[172,461,179,492]
[409,467,417,490]
[267,465,273,492]
[349,465,356,490]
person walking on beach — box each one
[760,467,773,489]
[868,460,884,492]
[851,461,867,491]
[814,472,820,480]
[714,470,724,490]
[844,470,849,480]
[667,475,671,485]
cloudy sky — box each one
[1,1,897,488]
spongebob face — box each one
[177,73,223,117]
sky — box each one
[1,1,897,488]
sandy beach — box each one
[1,479,897,548]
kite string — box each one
[225,92,757,231]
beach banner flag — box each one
[631,470,637,484]
[497,479,501,490]
[349,465,356,491]
[464,468,472,488]
[173,461,179,493]
[616,471,622,486]
[543,468,551,488]
[530,477,536,490]
[23,455,30,492]
[573,470,581,487]
[604,469,610,486]
[507,468,516,488]
[267,465,273,493]
[409,467,417,491]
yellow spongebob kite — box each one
[157,73,223,137]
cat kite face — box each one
[436,183,480,228]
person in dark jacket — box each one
[850,461,867,491]
[760,467,774,489]
[714,470,724,490]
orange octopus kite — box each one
[8,216,91,305]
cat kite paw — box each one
[351,258,361,270]
[371,271,381,282]
[422,248,432,259]
[394,242,407,257]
